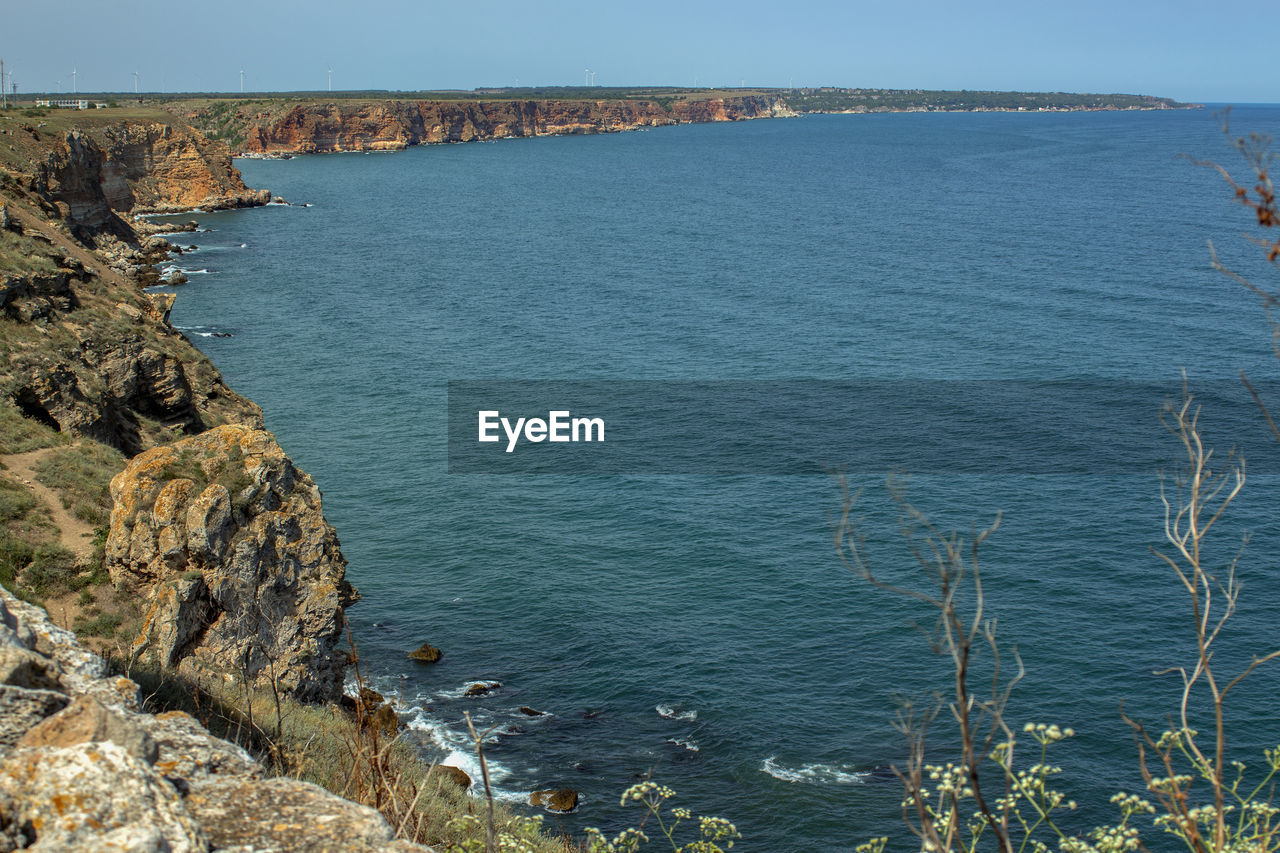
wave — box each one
[403,712,526,803]
[666,737,700,753]
[177,326,233,338]
[436,680,501,700]
[160,265,213,277]
[655,704,697,722]
[760,757,868,785]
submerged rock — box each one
[107,423,359,702]
[464,681,501,698]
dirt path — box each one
[1,446,97,562]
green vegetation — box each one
[782,87,1192,113]
[0,403,63,454]
[0,473,60,605]
[156,444,254,511]
[0,227,61,275]
[33,440,126,525]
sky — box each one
[3,0,1272,103]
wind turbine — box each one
[584,68,590,87]
[133,71,140,94]
[591,70,596,86]
[327,67,332,92]
[71,67,77,94]
[239,68,244,93]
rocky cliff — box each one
[0,192,262,456]
[0,586,425,851]
[107,424,357,702]
[174,95,797,155]
[0,108,352,696]
[8,119,269,240]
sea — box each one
[150,104,1280,851]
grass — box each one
[0,403,64,454]
[0,228,62,275]
[153,444,254,512]
[33,440,126,526]
[72,609,123,638]
[125,659,577,852]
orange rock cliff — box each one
[176,95,798,155]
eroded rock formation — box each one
[0,587,425,851]
[176,95,796,155]
[106,424,357,703]
[26,123,269,238]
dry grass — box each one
[125,657,577,852]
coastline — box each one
[158,88,1197,158]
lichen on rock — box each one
[107,424,358,702]
[0,586,430,852]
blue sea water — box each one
[157,106,1280,851]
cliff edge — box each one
[0,585,426,852]
[169,94,796,155]
[0,106,355,709]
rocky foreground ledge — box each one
[0,585,431,852]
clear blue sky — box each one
[4,0,1271,103]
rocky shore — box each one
[0,108,439,849]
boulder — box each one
[0,741,208,851]
[183,777,412,853]
[0,586,431,851]
[518,706,547,717]
[530,788,579,813]
[0,645,62,691]
[18,694,158,764]
[107,424,359,702]
[366,703,399,737]
[0,686,68,756]
[407,643,442,664]
[427,764,472,791]
[358,686,385,711]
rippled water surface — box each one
[157,106,1280,850]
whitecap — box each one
[656,704,697,722]
[404,714,525,802]
[666,737,700,753]
[760,756,868,785]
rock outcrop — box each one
[106,424,357,703]
[529,788,579,813]
[1,171,262,456]
[174,95,796,156]
[407,643,442,664]
[25,123,269,238]
[0,586,426,852]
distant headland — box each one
[138,86,1198,157]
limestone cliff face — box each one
[202,95,795,154]
[106,425,357,703]
[26,122,269,236]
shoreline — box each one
[156,89,1195,158]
